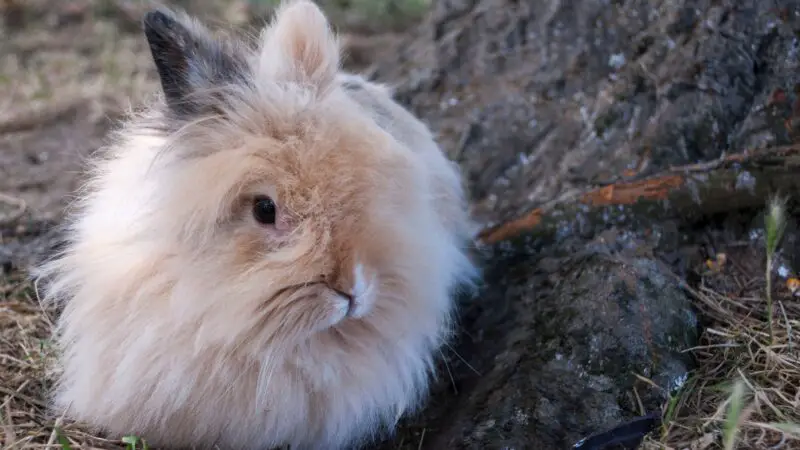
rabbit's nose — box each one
[329,288,358,319]
[322,262,374,318]
[347,262,375,318]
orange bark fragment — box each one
[478,174,687,244]
[478,208,543,244]
[477,144,800,245]
[787,278,800,296]
[579,174,685,206]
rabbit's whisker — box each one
[252,293,315,341]
[259,280,325,310]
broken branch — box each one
[477,145,800,245]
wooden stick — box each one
[477,145,800,245]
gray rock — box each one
[365,0,800,448]
[371,0,800,228]
[0,216,62,273]
[376,226,698,449]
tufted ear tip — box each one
[142,7,185,43]
[141,7,248,119]
[142,9,171,30]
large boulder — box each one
[375,227,698,449]
[368,0,800,448]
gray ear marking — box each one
[142,9,248,118]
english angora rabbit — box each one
[34,1,478,449]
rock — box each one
[0,255,11,275]
[371,0,800,229]
[376,224,698,449]
[0,215,62,273]
[365,0,800,447]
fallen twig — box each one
[477,144,800,245]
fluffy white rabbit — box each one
[34,1,478,449]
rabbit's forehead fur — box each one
[155,101,425,293]
[170,90,416,219]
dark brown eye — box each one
[252,196,277,225]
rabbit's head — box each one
[36,2,477,447]
[42,0,476,367]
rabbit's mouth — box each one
[330,287,356,314]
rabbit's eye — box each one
[252,196,277,225]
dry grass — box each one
[1,271,61,449]
[0,0,427,140]
[0,1,159,126]
[642,204,800,449]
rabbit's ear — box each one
[257,0,340,91]
[143,9,248,118]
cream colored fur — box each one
[33,2,478,449]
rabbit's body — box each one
[34,2,477,449]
